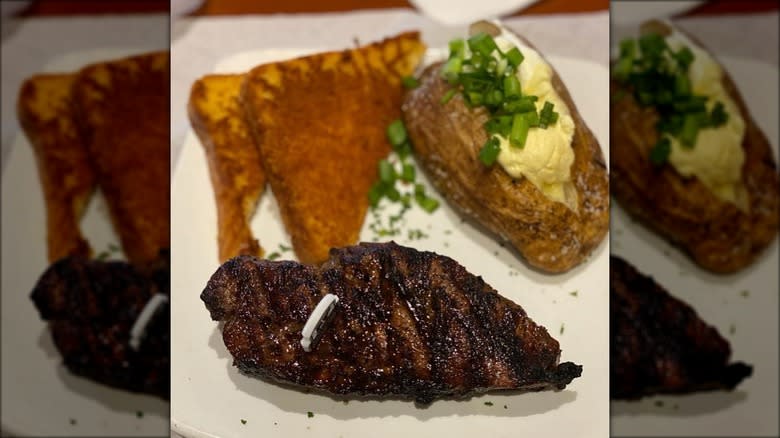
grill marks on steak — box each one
[610,256,752,399]
[30,251,170,399]
[202,242,581,403]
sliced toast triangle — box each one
[241,32,426,264]
[189,73,266,262]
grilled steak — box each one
[611,256,752,399]
[202,241,581,404]
[30,251,170,399]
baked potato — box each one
[402,22,609,273]
[611,20,779,273]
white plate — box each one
[408,0,536,26]
[171,48,609,438]
[611,57,780,437]
[0,49,169,436]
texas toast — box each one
[71,51,170,265]
[188,74,266,263]
[241,32,426,264]
[17,74,97,263]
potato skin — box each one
[402,54,609,273]
[610,23,779,274]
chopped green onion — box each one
[479,137,501,166]
[509,114,530,148]
[650,137,671,165]
[368,181,385,207]
[523,110,540,127]
[386,119,407,146]
[386,185,401,202]
[394,141,412,160]
[401,163,415,182]
[466,91,484,106]
[440,31,565,167]
[674,73,690,96]
[503,75,521,97]
[468,32,498,57]
[505,47,523,67]
[614,33,731,161]
[710,102,728,126]
[449,38,465,59]
[441,57,463,82]
[503,96,536,113]
[539,101,558,128]
[401,193,412,208]
[638,33,667,65]
[414,183,426,198]
[485,89,503,106]
[378,160,396,184]
[485,115,512,137]
[416,195,440,213]
[440,88,457,105]
[679,114,699,147]
[412,183,440,213]
[673,47,694,70]
[401,76,420,89]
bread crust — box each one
[240,32,426,264]
[17,74,97,262]
[71,51,170,265]
[188,74,266,262]
[610,21,779,273]
[402,35,609,273]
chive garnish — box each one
[440,88,458,105]
[402,76,420,89]
[386,119,407,147]
[307,411,314,418]
[613,32,729,161]
[441,31,560,167]
[370,119,439,214]
[401,163,415,182]
[650,138,671,165]
[479,137,501,166]
[378,160,396,184]
[509,114,530,148]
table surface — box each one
[13,0,779,16]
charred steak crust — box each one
[610,256,752,399]
[30,251,170,399]
[202,241,581,403]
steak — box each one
[30,251,170,399]
[201,241,581,404]
[611,256,752,399]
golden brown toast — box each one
[17,74,97,263]
[188,74,266,263]
[241,32,426,264]
[71,51,170,265]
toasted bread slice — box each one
[241,32,426,264]
[71,52,170,265]
[188,74,266,263]
[17,74,97,263]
